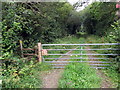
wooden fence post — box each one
[38,43,42,63]
[19,40,24,58]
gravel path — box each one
[41,69,63,88]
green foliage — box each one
[108,20,120,42]
[2,54,51,88]
[65,2,116,36]
[2,1,120,88]
[2,2,73,53]
[77,2,116,35]
[76,31,87,37]
[106,20,120,88]
[66,11,82,34]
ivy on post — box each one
[38,43,42,63]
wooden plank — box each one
[23,54,35,56]
[22,48,34,50]
[38,43,42,63]
[35,48,38,55]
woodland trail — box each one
[85,46,114,88]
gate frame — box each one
[41,43,120,69]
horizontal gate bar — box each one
[46,48,120,51]
[42,43,120,46]
[45,58,113,60]
[50,64,67,65]
[50,64,110,66]
[23,48,35,50]
[44,61,111,63]
[52,67,64,69]
[23,54,36,56]
[91,67,108,69]
[52,67,108,69]
[47,54,119,56]
[89,64,110,66]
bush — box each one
[2,53,51,88]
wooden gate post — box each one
[38,43,42,63]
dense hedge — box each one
[2,2,73,54]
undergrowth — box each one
[2,54,51,88]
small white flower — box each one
[0,80,2,84]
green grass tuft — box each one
[59,62,101,88]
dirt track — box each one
[40,69,63,88]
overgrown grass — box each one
[59,63,101,88]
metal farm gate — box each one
[40,43,120,69]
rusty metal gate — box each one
[41,43,120,69]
